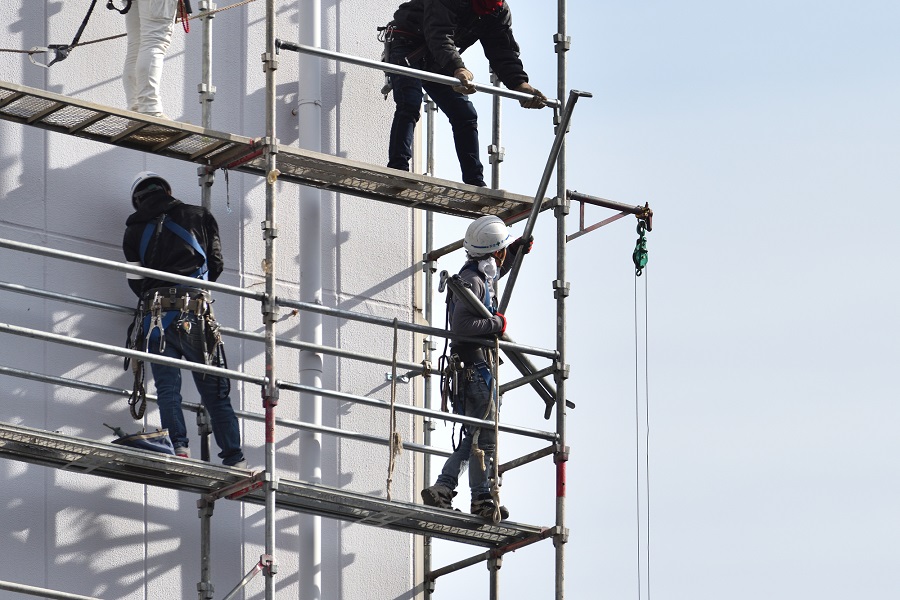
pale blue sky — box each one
[427,2,900,598]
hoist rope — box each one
[634,267,651,600]
[0,0,259,56]
[385,319,403,502]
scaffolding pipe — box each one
[0,580,103,600]
[198,0,216,210]
[0,322,265,385]
[274,40,561,108]
[568,190,653,221]
[263,2,279,597]
[0,281,426,374]
[496,88,590,315]
[423,91,438,600]
[554,3,570,598]
[277,380,556,442]
[277,296,558,360]
[490,70,503,190]
[0,237,264,301]
[0,366,452,458]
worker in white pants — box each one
[123,0,177,117]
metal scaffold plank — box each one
[0,80,544,221]
[0,421,547,549]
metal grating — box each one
[0,421,548,549]
[0,80,545,221]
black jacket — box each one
[122,190,224,297]
[391,0,528,89]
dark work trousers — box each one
[387,39,486,187]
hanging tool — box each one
[633,219,649,276]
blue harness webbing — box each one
[139,215,209,341]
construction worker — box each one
[122,0,178,117]
[422,215,533,519]
[385,0,547,186]
[122,172,246,468]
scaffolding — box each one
[0,2,653,599]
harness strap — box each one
[139,215,209,280]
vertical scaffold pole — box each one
[423,93,437,599]
[489,71,503,190]
[197,497,215,600]
[554,1,570,599]
[198,0,216,210]
[262,1,280,598]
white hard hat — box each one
[464,215,511,256]
[131,171,171,208]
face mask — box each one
[472,0,503,16]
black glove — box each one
[509,235,534,255]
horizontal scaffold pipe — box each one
[567,189,653,227]
[274,40,562,108]
[0,281,427,375]
[0,365,451,459]
[275,296,557,360]
[278,380,557,442]
[0,237,264,301]
[0,322,265,385]
[0,580,103,600]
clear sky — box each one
[425,2,900,598]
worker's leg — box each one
[423,81,485,186]
[148,325,188,452]
[133,0,177,115]
[387,42,425,172]
[181,315,244,466]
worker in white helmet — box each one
[422,215,532,519]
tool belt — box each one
[142,286,211,313]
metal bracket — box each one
[488,144,505,165]
[261,52,279,72]
[553,33,572,53]
[197,82,217,103]
[198,0,216,15]
[261,220,279,240]
[551,280,570,299]
[554,361,570,380]
[553,197,571,217]
[385,372,410,384]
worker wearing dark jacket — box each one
[386,0,546,186]
[122,171,245,468]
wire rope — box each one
[634,266,651,600]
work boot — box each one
[470,495,509,521]
[421,484,456,510]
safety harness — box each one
[125,213,226,421]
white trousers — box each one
[123,0,177,115]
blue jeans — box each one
[387,40,485,186]
[435,366,497,498]
[148,313,244,466]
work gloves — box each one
[494,312,507,334]
[509,235,534,256]
[514,82,547,109]
[453,68,477,95]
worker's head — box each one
[472,0,503,16]
[130,171,172,209]
[464,215,511,264]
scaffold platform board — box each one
[0,421,548,549]
[0,81,543,221]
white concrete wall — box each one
[0,1,421,598]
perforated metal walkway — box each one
[0,421,549,549]
[0,80,544,221]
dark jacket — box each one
[391,0,528,89]
[122,190,224,297]
[448,249,517,363]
